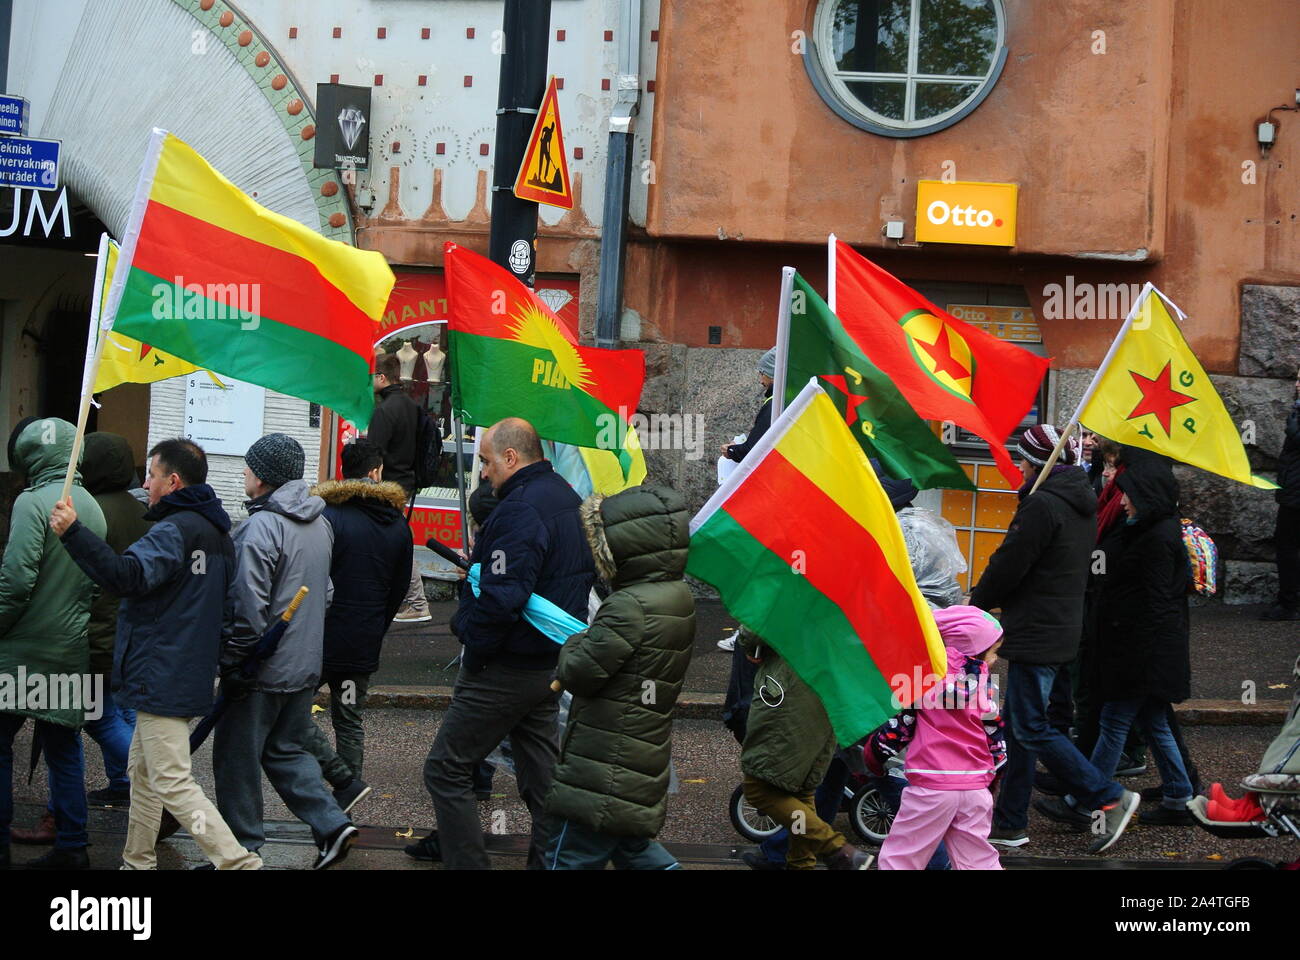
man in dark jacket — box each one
[1264,371,1300,620]
[543,486,696,869]
[971,424,1138,854]
[367,353,431,623]
[413,418,594,869]
[214,433,356,869]
[53,438,261,870]
[303,438,413,814]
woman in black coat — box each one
[1089,449,1195,819]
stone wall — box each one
[1054,284,1300,604]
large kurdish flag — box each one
[832,238,1049,487]
[103,129,395,429]
[787,272,973,492]
[444,242,645,476]
[687,379,947,746]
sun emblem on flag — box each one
[899,309,975,399]
[505,301,593,391]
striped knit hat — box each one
[1017,424,1080,467]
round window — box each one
[808,0,1007,137]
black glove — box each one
[220,667,254,703]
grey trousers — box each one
[304,672,370,787]
[213,688,350,851]
[423,660,560,869]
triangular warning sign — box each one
[513,76,573,210]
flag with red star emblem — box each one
[785,272,972,491]
[830,238,1051,486]
[1076,285,1276,489]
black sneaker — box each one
[987,825,1029,847]
[1138,805,1196,826]
[1115,753,1148,777]
[312,824,358,870]
[1033,795,1091,830]
[404,831,442,862]
[1260,603,1300,621]
[741,850,785,871]
[332,779,372,815]
[87,786,130,808]
[25,847,90,870]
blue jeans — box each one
[0,714,89,848]
[1091,698,1192,808]
[84,687,136,791]
[993,662,1123,830]
[758,757,851,864]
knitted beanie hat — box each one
[1017,424,1079,467]
[757,347,777,378]
[245,433,305,488]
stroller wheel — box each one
[849,783,895,846]
[729,784,782,842]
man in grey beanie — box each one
[719,347,777,463]
[212,433,358,869]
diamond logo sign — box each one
[338,107,366,151]
[536,288,573,315]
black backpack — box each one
[412,405,444,491]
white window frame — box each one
[810,0,1008,137]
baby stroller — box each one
[1188,655,1300,870]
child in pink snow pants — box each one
[865,605,1007,870]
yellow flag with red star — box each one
[1077,284,1276,489]
[93,238,222,392]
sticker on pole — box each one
[513,76,573,210]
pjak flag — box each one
[444,242,645,477]
[687,378,947,747]
[1077,284,1276,489]
[832,237,1050,486]
[786,272,973,491]
[102,129,396,429]
[92,238,222,392]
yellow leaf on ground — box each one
[1206,854,1223,861]
[682,778,708,784]
[395,827,414,838]
[380,794,394,799]
[311,704,324,714]
[1268,683,1289,689]
[1163,851,1180,857]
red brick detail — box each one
[555,78,564,90]
[464,75,473,87]
[422,28,430,40]
[601,78,611,91]
[556,29,566,41]
[646,80,656,93]
[418,75,427,86]
[377,27,387,39]
[650,29,659,41]
[466,27,476,39]
[479,143,489,156]
[436,143,446,155]
[573,147,584,160]
[330,74,339,83]
[289,27,298,39]
[604,30,614,42]
[374,74,384,86]
[332,27,342,39]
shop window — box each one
[808,0,1007,137]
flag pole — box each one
[827,233,838,314]
[771,266,796,420]
[1026,282,1156,496]
[60,232,111,504]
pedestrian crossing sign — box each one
[513,76,574,209]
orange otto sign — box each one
[915,180,1017,247]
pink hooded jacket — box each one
[865,606,1007,790]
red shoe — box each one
[10,811,55,845]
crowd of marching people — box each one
[0,354,1297,871]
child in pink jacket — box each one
[865,605,1007,870]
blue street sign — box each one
[0,135,60,191]
[0,95,29,135]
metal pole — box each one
[595,0,643,348]
[488,0,552,288]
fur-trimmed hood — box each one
[313,478,410,511]
[580,485,689,588]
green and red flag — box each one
[102,129,396,429]
[686,378,947,747]
[786,271,973,491]
[444,242,645,477]
[831,237,1049,486]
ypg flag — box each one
[92,238,220,392]
[444,242,645,476]
[785,272,972,491]
[103,129,396,429]
[1077,285,1276,489]
[832,238,1050,486]
[687,379,947,747]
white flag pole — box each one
[1026,282,1157,495]
[60,231,112,503]
[827,233,838,314]
[771,266,796,420]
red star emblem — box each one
[917,324,969,381]
[821,374,870,424]
[1126,361,1195,435]
[139,343,153,360]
